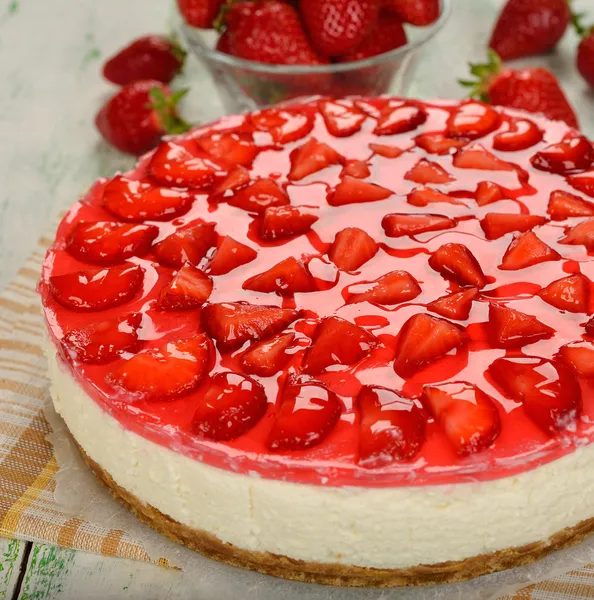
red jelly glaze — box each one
[39,98,594,488]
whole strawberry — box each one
[300,0,379,57]
[382,0,440,26]
[177,0,223,28]
[103,35,185,85]
[461,51,579,129]
[223,1,328,65]
[573,12,594,88]
[95,81,190,155]
[489,0,571,61]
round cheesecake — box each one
[39,97,594,587]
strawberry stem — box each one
[169,33,188,66]
[148,87,192,135]
[214,0,238,32]
[458,50,502,102]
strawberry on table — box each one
[344,270,421,305]
[177,0,224,28]
[328,227,378,271]
[487,303,554,348]
[575,14,594,88]
[428,243,488,289]
[382,212,455,237]
[538,274,590,313]
[240,333,296,377]
[382,0,439,26]
[207,236,257,275]
[243,257,317,295]
[153,221,217,269]
[158,264,213,310]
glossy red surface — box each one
[39,97,594,487]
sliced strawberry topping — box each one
[61,313,142,364]
[493,119,543,152]
[531,135,594,175]
[382,213,456,237]
[405,159,455,185]
[428,243,487,288]
[558,341,594,378]
[393,313,466,378]
[103,175,192,222]
[560,218,594,251]
[267,375,341,451]
[453,144,515,171]
[240,332,295,377]
[328,227,378,271]
[319,100,366,137]
[158,264,213,310]
[408,187,465,207]
[488,356,581,434]
[499,231,561,270]
[66,222,158,264]
[303,317,377,374]
[243,257,316,295]
[153,221,217,268]
[106,335,212,401]
[422,382,500,455]
[227,179,289,214]
[196,131,258,167]
[249,108,314,144]
[547,190,594,220]
[480,213,547,240]
[345,270,421,306]
[50,263,143,312]
[415,133,468,155]
[538,274,589,313]
[475,181,505,206]
[568,170,594,198]
[202,302,299,350]
[428,288,479,321]
[260,205,318,241]
[369,143,404,158]
[213,165,251,195]
[487,303,554,348]
[446,101,500,139]
[342,160,371,179]
[288,138,343,181]
[191,372,267,441]
[328,176,392,206]
[374,104,427,136]
[206,236,257,275]
[585,316,594,336]
[358,386,425,468]
[148,140,226,188]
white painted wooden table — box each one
[0,0,592,597]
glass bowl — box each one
[178,0,452,115]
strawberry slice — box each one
[499,231,561,270]
[358,386,425,468]
[61,313,142,364]
[538,274,589,313]
[227,179,289,214]
[260,205,319,241]
[66,222,158,264]
[487,303,554,348]
[344,270,421,305]
[374,104,427,136]
[585,316,594,336]
[493,119,543,152]
[446,101,500,139]
[560,218,594,251]
[328,227,378,271]
[49,263,143,312]
[382,213,456,237]
[240,332,295,377]
[106,335,212,401]
[328,176,392,206]
[303,317,377,374]
[407,187,465,207]
[405,159,455,184]
[368,143,404,158]
[428,288,479,320]
[243,257,316,295]
[158,264,213,310]
[153,221,217,268]
[267,375,341,451]
[488,356,581,434]
[196,131,258,167]
[213,165,251,195]
[422,382,500,455]
[191,372,267,441]
[547,190,594,220]
[475,181,505,206]
[480,213,547,240]
[288,138,343,181]
[201,302,299,350]
[558,341,594,378]
[428,243,487,288]
[415,133,468,155]
[249,108,314,144]
[342,160,371,179]
[531,135,594,175]
[206,236,257,275]
[393,313,466,378]
[453,144,515,171]
[568,170,594,198]
[148,140,226,188]
[319,100,366,137]
[103,175,193,222]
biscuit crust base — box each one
[75,441,594,588]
